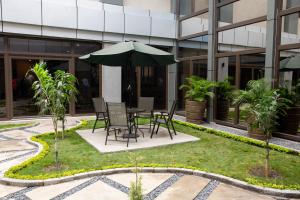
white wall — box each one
[0,0,176,46]
[101,43,122,103]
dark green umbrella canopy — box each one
[280,55,300,71]
[79,41,177,66]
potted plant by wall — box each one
[216,78,235,121]
[235,79,273,140]
[278,79,300,135]
[180,76,215,124]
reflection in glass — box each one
[218,0,267,27]
[140,66,166,109]
[75,60,99,113]
[12,59,39,116]
[0,58,5,118]
[177,61,191,111]
[180,13,208,37]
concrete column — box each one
[264,0,280,86]
[102,43,122,102]
[167,47,178,111]
[207,0,217,122]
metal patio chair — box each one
[151,100,177,140]
[136,97,154,135]
[106,102,137,147]
[92,97,108,133]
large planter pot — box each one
[278,106,300,135]
[216,98,230,121]
[247,126,270,140]
[185,100,206,124]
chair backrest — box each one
[138,97,154,112]
[168,100,177,120]
[92,97,106,113]
[106,102,128,127]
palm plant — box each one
[234,79,271,130]
[216,78,235,101]
[28,62,78,166]
[253,89,289,177]
[180,76,215,102]
[55,70,78,139]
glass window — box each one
[279,49,300,87]
[283,0,300,10]
[194,0,209,12]
[180,0,192,16]
[75,59,99,113]
[0,37,4,51]
[102,0,123,6]
[28,39,46,53]
[0,58,5,118]
[219,3,233,23]
[178,37,208,58]
[12,59,39,116]
[218,21,267,52]
[9,38,29,52]
[177,61,191,111]
[180,13,209,37]
[74,42,102,55]
[192,59,207,79]
[281,12,300,44]
[218,0,267,27]
[45,41,71,54]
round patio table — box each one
[123,108,145,138]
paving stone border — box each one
[0,168,299,198]
[0,122,40,134]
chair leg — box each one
[114,129,117,141]
[155,123,160,135]
[134,126,138,142]
[170,120,177,135]
[105,127,110,145]
[92,113,99,133]
[166,122,173,140]
[127,133,130,147]
[151,123,156,138]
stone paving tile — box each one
[0,140,34,152]
[107,173,174,195]
[207,183,275,200]
[0,150,35,162]
[0,130,33,140]
[0,185,25,198]
[155,175,211,200]
[64,179,128,200]
[26,178,89,200]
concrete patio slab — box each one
[0,130,33,140]
[26,178,89,200]
[207,183,274,200]
[76,126,199,153]
[156,175,210,200]
[0,140,34,152]
[107,173,173,194]
[0,185,25,198]
[65,179,128,200]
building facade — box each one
[0,0,300,130]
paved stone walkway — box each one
[0,116,91,177]
[0,172,287,200]
[173,115,300,152]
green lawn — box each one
[0,123,33,130]
[15,119,300,188]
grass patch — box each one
[10,119,300,188]
[0,123,33,130]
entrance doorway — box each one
[12,58,69,117]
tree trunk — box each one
[265,131,270,177]
[62,118,65,140]
[52,119,59,168]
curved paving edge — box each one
[0,122,40,133]
[0,167,299,198]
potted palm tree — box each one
[216,78,235,121]
[278,79,300,134]
[235,79,272,140]
[180,76,215,124]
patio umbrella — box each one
[79,41,177,107]
[280,55,300,71]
